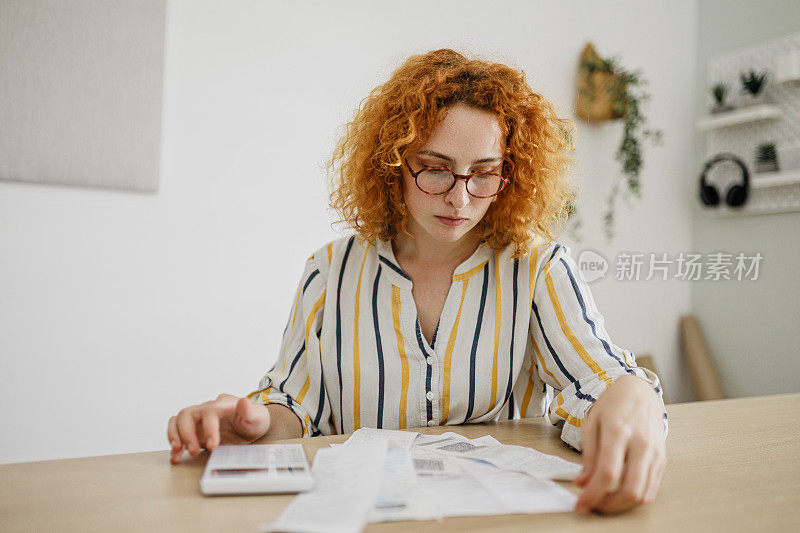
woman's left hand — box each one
[573,374,667,515]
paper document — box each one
[266,429,581,531]
[411,431,581,480]
[340,427,418,450]
[262,440,388,533]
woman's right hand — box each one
[167,393,271,464]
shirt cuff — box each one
[248,387,312,438]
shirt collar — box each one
[374,236,493,288]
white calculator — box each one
[200,444,314,495]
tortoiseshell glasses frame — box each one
[403,158,509,198]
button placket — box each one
[414,316,438,427]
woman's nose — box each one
[444,179,470,209]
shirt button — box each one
[427,420,436,427]
[426,391,434,401]
[426,356,433,365]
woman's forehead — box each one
[418,104,504,160]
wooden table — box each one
[2,393,798,532]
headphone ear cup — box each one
[700,183,719,206]
[726,184,747,207]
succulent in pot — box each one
[755,142,778,173]
[739,69,769,106]
[710,82,734,114]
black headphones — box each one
[699,152,750,208]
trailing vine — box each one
[576,54,664,242]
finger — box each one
[233,397,271,441]
[596,442,652,514]
[168,416,184,464]
[575,422,628,514]
[575,415,598,486]
[202,407,221,450]
[167,416,181,450]
[644,451,666,503]
[170,446,184,464]
[176,408,202,456]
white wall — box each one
[0,0,696,464]
[690,1,800,397]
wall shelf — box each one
[696,104,781,131]
[750,169,800,189]
[696,31,800,217]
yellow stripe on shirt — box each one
[273,274,305,384]
[528,238,540,309]
[305,291,327,350]
[491,250,501,406]
[530,332,563,388]
[442,278,470,424]
[554,391,584,427]
[352,244,371,430]
[544,260,612,388]
[453,261,488,281]
[391,285,409,429]
[520,360,535,418]
[296,376,311,403]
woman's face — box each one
[401,102,505,245]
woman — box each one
[167,48,668,515]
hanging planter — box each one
[573,42,664,243]
[576,43,627,122]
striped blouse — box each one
[247,234,669,451]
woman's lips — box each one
[435,215,467,226]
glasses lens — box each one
[417,168,454,194]
[467,173,503,198]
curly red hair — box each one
[326,48,577,258]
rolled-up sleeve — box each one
[529,243,669,452]
[246,256,330,437]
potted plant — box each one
[576,43,626,121]
[574,43,664,242]
[710,82,733,114]
[755,142,779,173]
[740,69,769,106]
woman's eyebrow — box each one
[416,150,502,165]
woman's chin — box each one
[425,223,474,243]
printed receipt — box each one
[261,440,388,533]
[263,429,581,531]
[424,433,582,481]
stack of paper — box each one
[262,429,580,533]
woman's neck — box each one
[392,225,483,271]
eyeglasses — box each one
[403,158,508,198]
